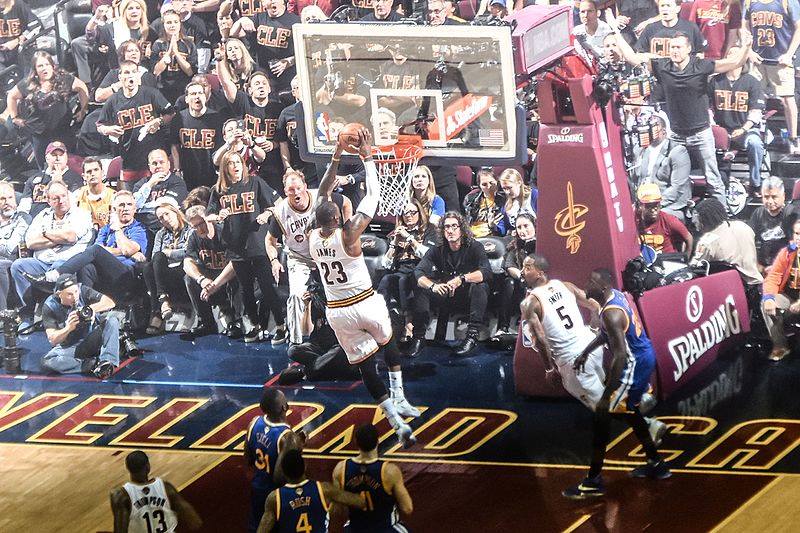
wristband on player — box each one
[459,274,466,285]
[761,294,776,302]
[198,276,206,284]
[270,257,279,263]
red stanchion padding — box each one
[635,270,751,400]
[513,329,571,398]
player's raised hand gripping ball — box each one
[338,122,367,153]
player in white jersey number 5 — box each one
[110,450,202,533]
[309,128,419,448]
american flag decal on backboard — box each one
[479,129,505,147]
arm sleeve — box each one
[152,229,166,255]
[473,241,493,281]
[185,232,200,261]
[130,223,150,257]
[356,160,381,217]
[96,225,111,245]
[414,247,437,281]
[431,195,445,216]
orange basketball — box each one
[338,122,364,153]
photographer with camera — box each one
[41,274,119,379]
[212,118,267,173]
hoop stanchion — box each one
[371,135,424,217]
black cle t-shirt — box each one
[207,176,280,260]
[651,57,715,135]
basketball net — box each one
[371,134,424,217]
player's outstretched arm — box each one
[573,330,606,374]
[316,144,346,202]
[321,481,369,510]
[386,462,414,515]
[520,295,556,371]
[601,308,630,392]
[256,491,278,533]
[273,430,307,486]
[564,281,601,322]
[110,487,131,533]
[343,129,378,246]
[165,481,203,531]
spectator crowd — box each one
[1,0,800,379]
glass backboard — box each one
[293,23,520,164]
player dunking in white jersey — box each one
[110,450,202,533]
[309,128,418,447]
[519,254,667,443]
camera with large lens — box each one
[119,319,142,358]
[77,306,94,323]
[0,309,21,374]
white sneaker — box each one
[639,393,657,415]
[395,422,417,449]
[393,398,420,418]
[648,419,668,447]
[45,270,60,283]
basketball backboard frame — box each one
[293,22,525,166]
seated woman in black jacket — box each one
[143,202,192,334]
[377,198,439,339]
[494,212,536,341]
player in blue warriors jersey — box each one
[245,389,305,532]
[332,424,413,532]
[257,449,367,533]
[564,268,670,499]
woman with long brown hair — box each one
[150,7,197,103]
[409,165,445,225]
[498,168,538,234]
[494,212,536,341]
[378,198,439,338]
[1,51,89,168]
[143,202,193,334]
[207,150,286,343]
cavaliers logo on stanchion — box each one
[554,181,588,254]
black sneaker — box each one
[630,460,671,480]
[244,326,262,343]
[225,323,244,339]
[92,360,115,380]
[277,366,306,385]
[562,475,604,500]
[271,325,287,345]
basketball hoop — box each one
[371,134,424,217]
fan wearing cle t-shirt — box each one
[615,26,753,210]
[96,60,175,186]
[170,81,225,190]
[230,0,300,93]
[745,0,800,153]
[635,0,706,57]
[709,45,766,192]
[217,59,285,192]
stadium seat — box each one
[360,234,388,285]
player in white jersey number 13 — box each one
[110,450,202,532]
[309,128,419,448]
